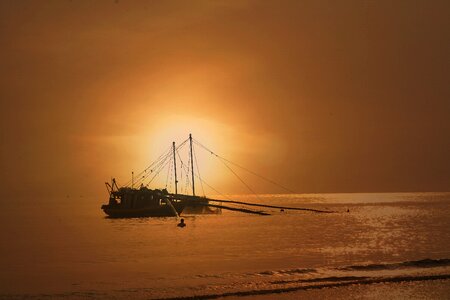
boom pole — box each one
[189,133,195,196]
[172,141,178,194]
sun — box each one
[133,115,237,195]
[144,115,230,153]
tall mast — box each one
[172,141,178,194]
[189,133,195,196]
[131,171,134,189]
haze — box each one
[1,0,449,198]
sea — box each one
[1,192,450,299]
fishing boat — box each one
[101,134,333,218]
[101,134,200,218]
[101,183,185,218]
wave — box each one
[337,258,450,271]
[256,268,316,276]
[4,259,449,299]
[156,274,450,300]
[252,258,450,279]
[270,275,369,285]
[164,258,450,299]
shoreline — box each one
[2,274,449,300]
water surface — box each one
[1,193,449,299]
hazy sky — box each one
[1,0,449,197]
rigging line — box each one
[175,138,189,151]
[169,154,174,192]
[178,166,230,205]
[176,138,188,193]
[192,144,205,197]
[143,147,173,174]
[146,159,171,188]
[217,156,262,202]
[165,154,172,188]
[176,149,186,194]
[168,161,174,192]
[123,146,173,187]
[194,174,233,201]
[176,149,185,169]
[134,150,173,187]
[175,155,230,201]
[180,152,195,195]
[145,155,173,188]
[176,149,184,193]
[124,138,188,187]
[127,146,171,184]
[184,148,192,192]
[193,139,296,194]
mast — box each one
[189,133,195,196]
[172,141,178,194]
[131,171,134,189]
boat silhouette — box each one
[101,134,332,218]
[102,134,210,218]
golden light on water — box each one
[2,2,450,298]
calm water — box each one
[1,193,450,299]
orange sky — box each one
[1,0,449,197]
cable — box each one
[194,174,232,201]
[193,138,296,194]
[123,138,189,188]
[145,155,173,188]
[123,146,172,187]
[217,157,262,202]
[193,144,205,196]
